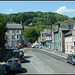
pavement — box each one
[0,49,12,75]
[42,46,68,58]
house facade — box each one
[45,29,52,49]
[65,24,75,54]
[58,19,75,52]
[39,30,48,45]
[5,23,25,48]
[38,19,75,53]
[38,29,52,49]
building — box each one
[52,19,75,52]
[5,23,25,48]
[52,25,59,51]
[39,30,48,45]
[65,24,75,54]
[38,29,52,49]
[45,29,52,49]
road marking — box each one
[39,49,66,59]
[31,63,40,72]
[47,66,54,72]
[1,62,5,65]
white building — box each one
[5,23,25,48]
[65,24,75,54]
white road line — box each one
[47,66,54,73]
[31,63,40,73]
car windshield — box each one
[8,60,18,64]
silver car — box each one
[67,54,75,65]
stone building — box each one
[5,23,25,48]
[52,19,75,52]
[65,24,75,54]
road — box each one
[7,48,75,74]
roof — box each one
[58,19,75,23]
[8,58,19,61]
[65,30,72,36]
[6,23,22,29]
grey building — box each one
[52,19,75,52]
[5,23,25,48]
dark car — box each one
[66,54,75,65]
[12,50,24,62]
[6,58,22,72]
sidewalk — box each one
[0,49,12,74]
[42,46,68,58]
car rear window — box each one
[8,60,18,64]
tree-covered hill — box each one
[4,11,72,43]
[4,11,70,26]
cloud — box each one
[8,8,13,12]
[56,6,75,14]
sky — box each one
[0,1,75,18]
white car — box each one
[39,45,42,49]
[32,44,36,48]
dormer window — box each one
[69,25,71,29]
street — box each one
[10,48,75,74]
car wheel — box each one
[67,60,69,63]
[71,61,74,65]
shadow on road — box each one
[6,68,27,75]
[22,59,30,63]
[24,56,33,59]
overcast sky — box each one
[0,1,75,18]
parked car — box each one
[6,58,22,72]
[17,45,23,49]
[39,45,42,49]
[12,50,24,62]
[66,54,75,65]
[31,44,36,48]
[36,44,39,48]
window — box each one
[70,42,72,49]
[17,41,19,45]
[69,25,71,29]
[12,30,15,34]
[7,35,10,39]
[60,32,61,38]
[7,30,10,34]
[16,30,19,33]
[17,35,18,39]
[7,41,10,45]
[12,41,14,45]
[66,42,68,52]
[12,35,15,39]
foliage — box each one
[4,11,70,43]
[0,13,7,49]
[4,11,70,26]
[23,26,39,43]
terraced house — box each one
[65,24,75,54]
[38,19,75,53]
[5,23,25,48]
[52,19,75,52]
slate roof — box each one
[65,30,72,36]
[58,19,75,23]
[6,23,22,29]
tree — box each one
[0,13,7,50]
[23,26,39,43]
